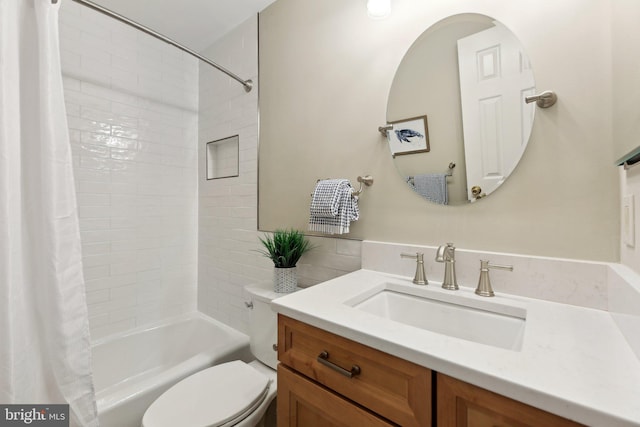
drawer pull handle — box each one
[317,351,361,378]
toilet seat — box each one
[142,360,270,427]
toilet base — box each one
[254,397,276,427]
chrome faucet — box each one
[400,252,427,285]
[435,243,458,290]
[475,260,513,297]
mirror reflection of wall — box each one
[387,14,535,205]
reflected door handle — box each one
[471,185,486,200]
[525,90,557,108]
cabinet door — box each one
[278,365,395,427]
[437,373,583,427]
[278,315,430,427]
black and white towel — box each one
[407,173,448,205]
[309,179,359,234]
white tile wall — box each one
[297,237,362,286]
[197,16,361,334]
[60,1,199,339]
[197,16,264,334]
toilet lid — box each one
[142,360,270,427]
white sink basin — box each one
[347,283,526,351]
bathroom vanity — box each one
[272,268,640,427]
[277,315,580,426]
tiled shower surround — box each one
[60,4,361,339]
[60,1,199,339]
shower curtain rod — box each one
[54,0,253,92]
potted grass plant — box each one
[257,229,314,292]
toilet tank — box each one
[245,282,284,370]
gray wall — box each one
[614,0,640,273]
[612,0,640,162]
[258,0,619,262]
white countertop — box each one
[271,269,640,427]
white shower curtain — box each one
[0,0,98,426]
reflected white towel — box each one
[408,174,449,205]
[309,179,359,234]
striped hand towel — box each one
[309,179,359,234]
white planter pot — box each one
[274,266,297,293]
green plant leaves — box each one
[257,229,315,268]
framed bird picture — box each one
[387,115,430,158]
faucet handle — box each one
[475,260,513,297]
[400,252,428,285]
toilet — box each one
[142,282,283,427]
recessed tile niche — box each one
[206,135,239,179]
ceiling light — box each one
[367,0,391,19]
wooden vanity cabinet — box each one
[277,315,431,427]
[277,315,583,427]
[437,374,583,427]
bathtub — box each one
[92,312,252,427]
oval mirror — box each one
[386,14,536,205]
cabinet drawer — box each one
[278,365,394,427]
[278,315,431,427]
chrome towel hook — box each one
[525,90,557,108]
[378,124,393,136]
[352,175,374,196]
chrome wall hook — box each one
[525,91,557,108]
[352,175,374,196]
[378,124,393,136]
[446,162,456,176]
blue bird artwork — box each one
[395,128,424,143]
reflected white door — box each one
[457,23,535,201]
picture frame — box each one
[387,115,430,157]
